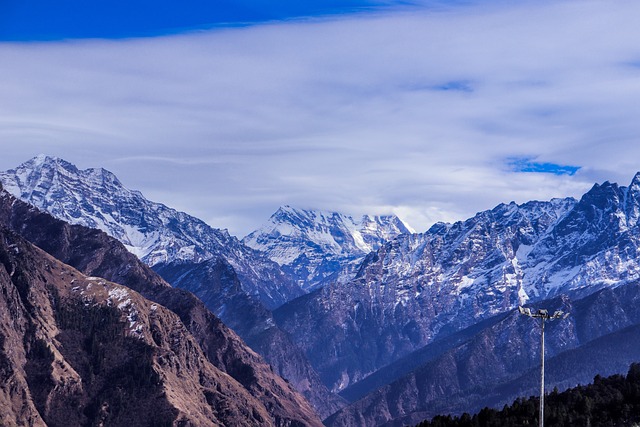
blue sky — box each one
[0,0,425,40]
[1,0,640,236]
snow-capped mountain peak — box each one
[0,156,303,309]
[243,205,412,290]
[1,155,213,264]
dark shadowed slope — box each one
[0,227,277,426]
[0,187,323,426]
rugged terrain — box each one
[274,197,579,392]
[153,257,346,418]
[294,174,640,425]
[244,205,411,291]
[0,186,323,426]
[7,155,640,426]
[326,283,640,426]
[1,156,347,417]
[0,155,303,309]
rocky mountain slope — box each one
[0,156,347,418]
[326,281,640,426]
[244,205,412,291]
[274,197,578,392]
[274,173,640,396]
[0,155,303,309]
[0,186,323,426]
[272,172,640,425]
[153,257,346,418]
[7,155,640,426]
[0,227,321,426]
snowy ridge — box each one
[0,155,303,308]
[243,205,412,291]
[277,174,640,392]
[0,155,224,265]
[275,197,583,391]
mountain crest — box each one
[244,205,412,290]
[0,156,303,309]
[12,154,126,193]
[0,191,323,427]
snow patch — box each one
[516,244,532,261]
[108,287,130,302]
[456,276,475,291]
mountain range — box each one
[0,155,409,419]
[0,183,322,426]
[4,155,640,426]
[0,154,302,310]
[244,205,412,291]
[313,175,640,425]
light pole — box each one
[518,306,569,427]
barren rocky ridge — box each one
[0,186,323,426]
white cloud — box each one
[1,0,640,236]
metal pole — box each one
[540,317,545,427]
[518,306,568,427]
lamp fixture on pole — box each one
[518,306,569,427]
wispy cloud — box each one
[1,1,640,235]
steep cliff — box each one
[0,189,323,426]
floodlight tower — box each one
[518,306,569,427]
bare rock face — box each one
[273,199,578,393]
[271,173,640,426]
[154,258,347,419]
[1,156,341,415]
[0,227,275,426]
[0,190,323,427]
